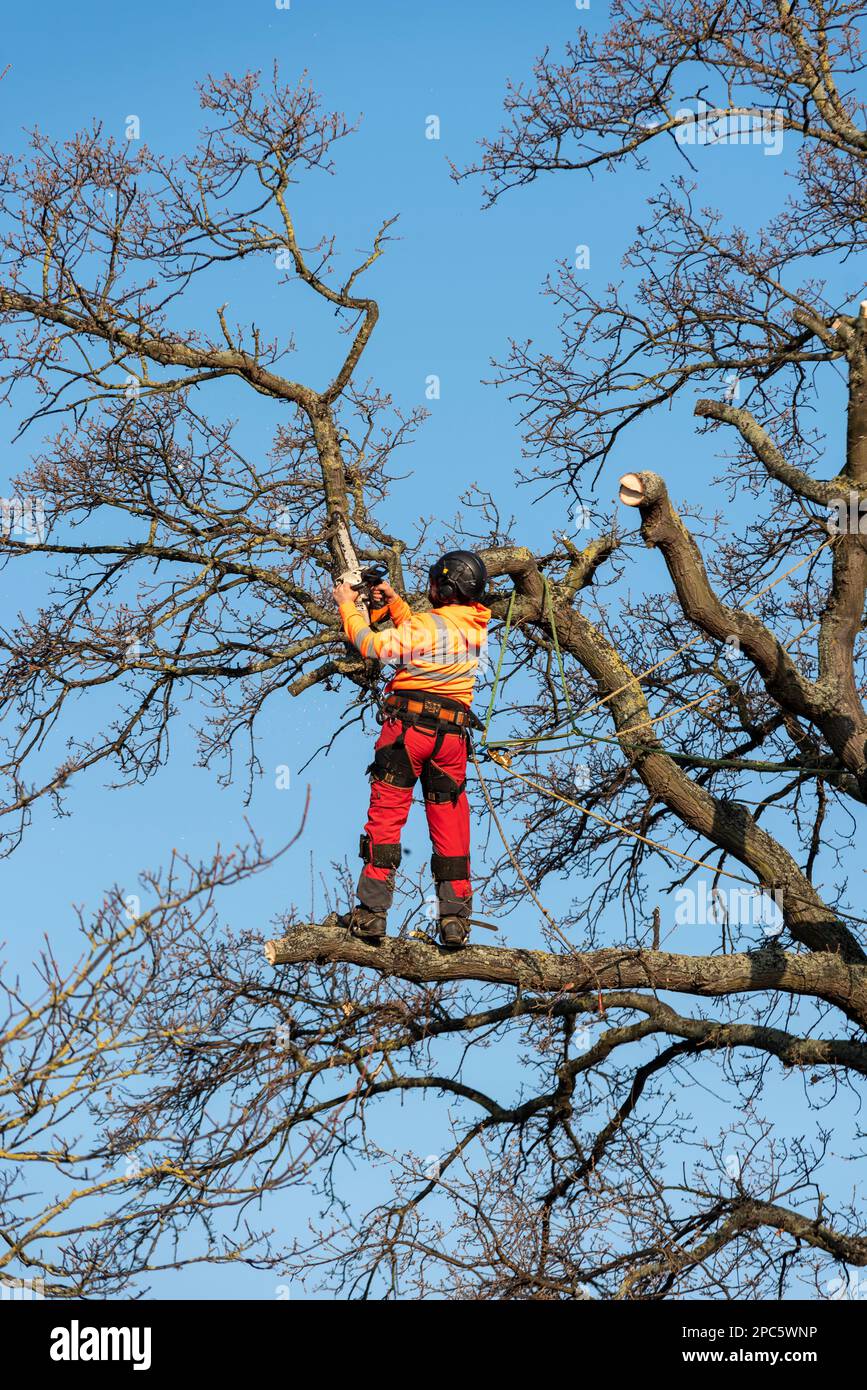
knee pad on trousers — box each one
[430,852,470,882]
[359,834,402,869]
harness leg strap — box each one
[421,760,467,805]
[366,731,417,789]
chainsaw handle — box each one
[353,565,388,591]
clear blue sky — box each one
[1,1,861,1299]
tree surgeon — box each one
[332,551,490,947]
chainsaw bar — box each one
[330,511,372,620]
[330,513,389,615]
[331,511,363,588]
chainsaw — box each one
[330,512,387,619]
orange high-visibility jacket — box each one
[339,594,491,707]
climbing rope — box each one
[485,613,832,776]
[474,748,867,937]
[481,587,515,745]
[485,757,759,887]
[569,536,834,727]
[483,539,834,768]
[468,533,866,935]
[543,574,582,739]
[470,743,579,955]
[471,743,623,1008]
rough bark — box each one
[264,922,867,1026]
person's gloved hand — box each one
[370,580,397,606]
[332,581,357,606]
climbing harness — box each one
[383,689,479,733]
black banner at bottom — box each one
[2,1295,857,1376]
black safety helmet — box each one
[428,550,487,605]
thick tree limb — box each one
[622,469,867,789]
[264,923,867,1026]
[480,541,866,962]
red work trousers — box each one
[356,718,472,919]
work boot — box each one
[340,906,387,943]
[438,915,470,949]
